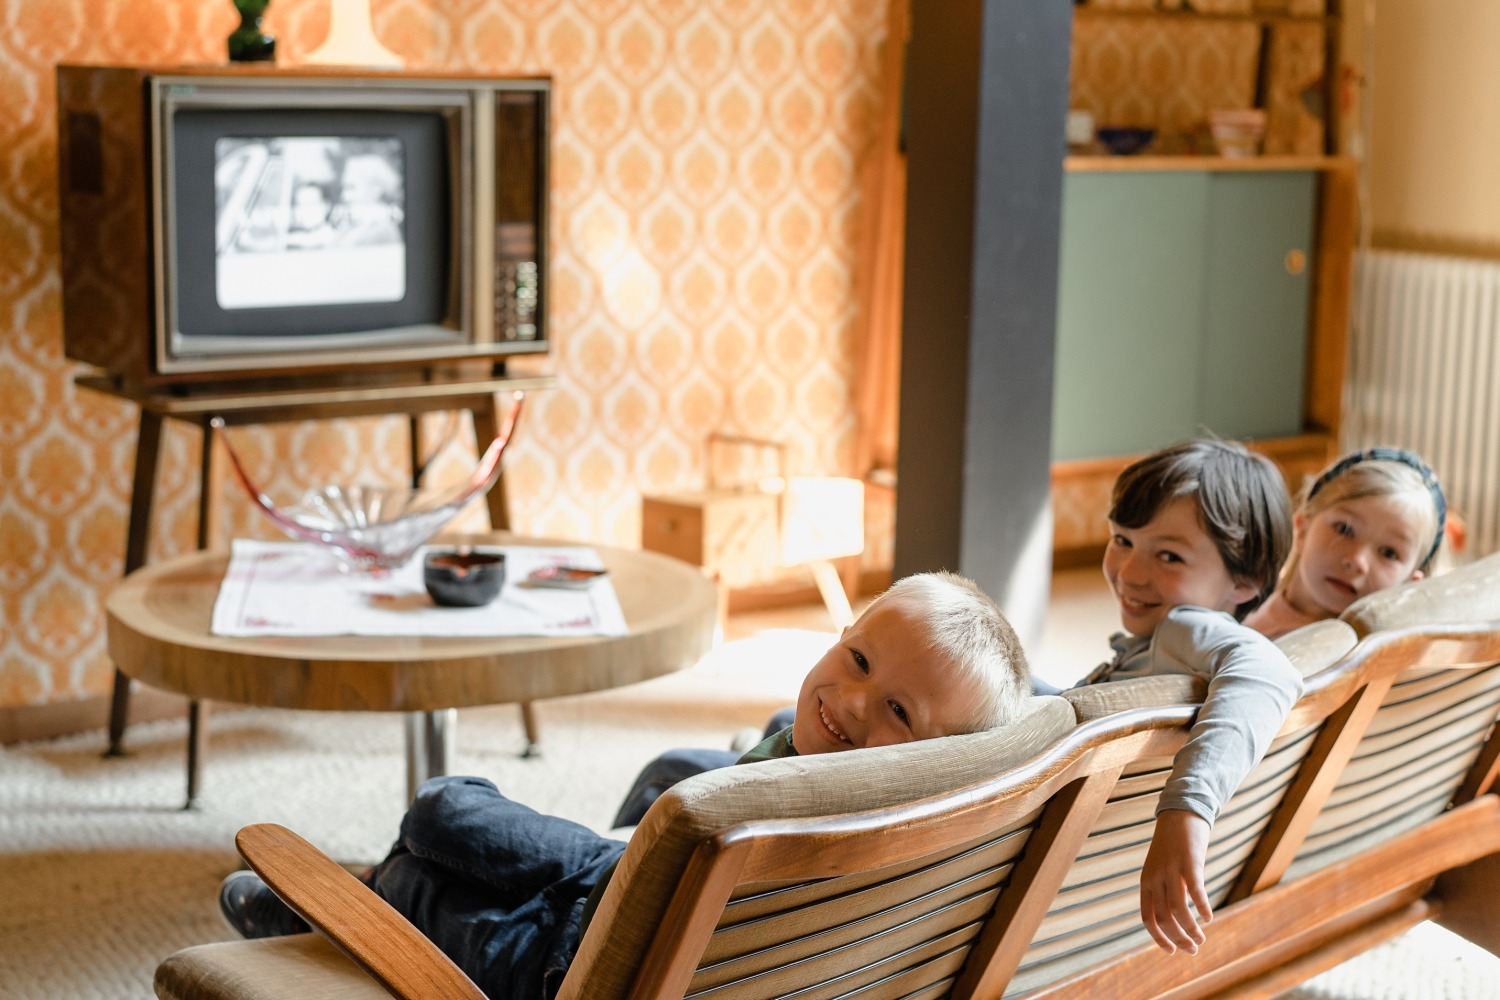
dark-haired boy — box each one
[1090,438,1303,956]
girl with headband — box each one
[1245,447,1447,639]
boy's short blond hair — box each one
[864,571,1032,733]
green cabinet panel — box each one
[1198,172,1315,440]
[1053,172,1209,460]
[1053,169,1316,461]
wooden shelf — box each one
[76,371,558,420]
[1066,155,1354,172]
[1072,6,1337,27]
[1052,2,1350,558]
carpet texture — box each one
[1,626,1496,999]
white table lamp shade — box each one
[302,0,404,67]
[779,476,865,565]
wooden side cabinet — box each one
[1054,167,1316,458]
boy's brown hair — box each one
[1109,439,1293,620]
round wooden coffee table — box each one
[106,533,718,804]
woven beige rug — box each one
[1,626,1496,999]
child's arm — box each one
[1141,808,1212,954]
[1139,606,1304,953]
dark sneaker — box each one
[218,870,310,938]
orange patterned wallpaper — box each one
[1,1,1334,712]
[0,0,895,710]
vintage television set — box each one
[55,64,548,387]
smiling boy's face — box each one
[791,594,979,754]
[1103,495,1259,637]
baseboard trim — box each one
[0,687,189,746]
[725,568,891,615]
[1051,434,1337,552]
[1052,544,1107,571]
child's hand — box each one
[1140,809,1212,955]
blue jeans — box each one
[610,707,796,828]
[1031,675,1066,696]
[367,776,627,1000]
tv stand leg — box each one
[108,409,166,757]
[407,414,423,489]
[198,417,221,550]
[173,420,219,798]
[469,397,510,532]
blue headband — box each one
[1306,447,1447,568]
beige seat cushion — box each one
[1063,673,1203,721]
[1061,618,1358,722]
[1275,618,1361,677]
[1343,550,1500,637]
[155,934,387,1000]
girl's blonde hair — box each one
[1279,449,1447,591]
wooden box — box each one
[640,491,780,583]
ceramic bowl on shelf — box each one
[1066,108,1096,151]
[1095,126,1156,156]
[1209,109,1266,158]
[424,549,507,607]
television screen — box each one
[56,66,551,382]
[213,136,408,309]
[170,108,454,344]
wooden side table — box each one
[106,534,719,805]
[80,370,556,796]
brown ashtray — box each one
[423,549,506,607]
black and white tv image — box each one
[213,136,407,310]
[169,107,452,348]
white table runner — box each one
[211,540,627,638]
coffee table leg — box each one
[404,709,456,803]
[185,699,210,808]
[520,703,542,758]
[106,669,133,758]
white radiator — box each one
[1345,249,1500,558]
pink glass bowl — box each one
[214,393,524,573]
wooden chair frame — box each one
[174,619,1500,1000]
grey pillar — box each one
[894,0,1072,646]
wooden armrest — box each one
[235,823,486,1000]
